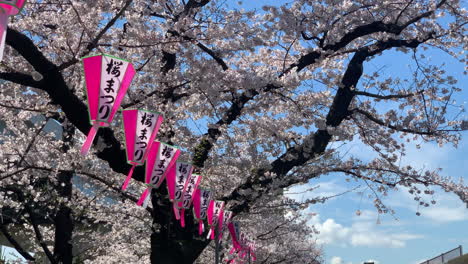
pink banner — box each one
[122,109,163,190]
[219,210,233,240]
[80,54,136,155]
[179,174,202,227]
[0,0,26,62]
[193,188,212,235]
[136,141,180,207]
[167,162,193,219]
[207,200,224,240]
[228,222,240,250]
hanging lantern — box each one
[136,141,180,207]
[0,0,26,61]
[228,222,241,251]
[80,54,136,155]
[179,173,202,227]
[166,161,194,219]
[193,188,212,235]
[218,210,232,240]
[121,109,163,190]
[207,200,224,240]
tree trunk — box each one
[54,171,74,264]
[150,189,210,264]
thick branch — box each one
[225,35,435,213]
[285,0,446,73]
[225,49,369,213]
[0,71,41,88]
[354,90,421,99]
[28,206,58,264]
[0,225,35,261]
[6,28,144,181]
[192,83,280,167]
[196,42,228,70]
[353,108,436,135]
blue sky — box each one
[285,39,468,264]
[229,1,467,263]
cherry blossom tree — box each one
[0,0,467,263]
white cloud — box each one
[330,256,343,264]
[421,206,468,222]
[310,214,422,248]
[386,186,468,223]
[317,218,351,246]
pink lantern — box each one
[179,173,202,227]
[121,109,164,190]
[0,0,26,61]
[207,200,224,240]
[80,54,136,155]
[136,141,180,207]
[193,188,212,235]
[218,210,232,240]
[228,222,241,250]
[166,161,194,219]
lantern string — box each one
[121,164,136,190]
[173,204,181,220]
[199,221,204,235]
[80,124,99,156]
[0,13,8,62]
[180,209,186,227]
[136,188,151,206]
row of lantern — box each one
[228,222,257,263]
[80,54,256,260]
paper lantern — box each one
[166,161,194,219]
[136,141,180,207]
[218,210,232,240]
[80,54,136,155]
[0,0,26,61]
[207,200,224,240]
[228,222,241,250]
[121,109,163,190]
[193,188,212,235]
[178,173,202,227]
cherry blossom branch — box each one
[123,81,191,108]
[17,118,49,167]
[353,90,423,100]
[0,102,56,114]
[0,224,36,261]
[0,71,41,88]
[224,33,439,213]
[283,0,447,74]
[192,83,281,167]
[256,215,300,240]
[58,0,134,70]
[352,108,438,135]
[23,165,149,212]
[27,206,58,264]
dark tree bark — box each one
[54,171,74,264]
[150,188,209,264]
